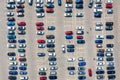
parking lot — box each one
[0,0,120,80]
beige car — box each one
[47,48,55,52]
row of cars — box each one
[64,0,84,17]
[35,0,55,18]
[35,22,58,80]
[7,0,28,80]
[95,21,116,79]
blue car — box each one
[67,44,75,48]
[19,71,27,75]
[7,21,15,26]
[48,26,55,30]
[58,0,62,6]
[67,48,74,52]
[19,67,27,70]
[66,35,73,39]
[9,71,18,75]
[47,4,54,8]
[48,57,57,61]
[49,76,57,79]
[7,35,16,39]
[77,40,85,44]
[37,52,46,57]
[95,40,103,44]
[7,52,16,56]
[78,62,86,66]
[97,53,104,57]
[18,39,26,43]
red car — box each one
[40,77,47,80]
[46,8,54,13]
[77,36,83,39]
[37,39,45,43]
[106,3,112,8]
[88,68,92,77]
[36,26,44,30]
[65,31,73,35]
[36,22,44,26]
[17,21,26,26]
[18,58,26,62]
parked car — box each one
[77,40,85,44]
[95,40,103,44]
[88,68,92,76]
[17,21,26,26]
[67,66,75,70]
[106,35,114,39]
[37,52,45,57]
[78,62,86,66]
[65,35,73,39]
[46,8,54,13]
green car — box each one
[47,48,55,52]
[18,48,25,53]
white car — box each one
[19,44,26,48]
[96,44,102,48]
[20,76,28,80]
[7,12,14,16]
[36,31,44,35]
[36,3,43,8]
[37,13,45,18]
[96,67,103,70]
[38,44,45,48]
[48,53,56,57]
[67,58,75,62]
[7,44,16,48]
[105,53,113,57]
[65,4,73,8]
[20,62,27,66]
[97,62,105,66]
[78,57,85,61]
[64,13,72,17]
[39,67,47,71]
[95,0,102,3]
[17,12,24,17]
[76,26,84,30]
[96,22,103,26]
[47,39,55,43]
[46,0,54,3]
[61,45,66,53]
[36,0,43,3]
[105,48,113,52]
[105,0,113,3]
[9,57,16,61]
[9,61,18,65]
[95,26,102,31]
[76,13,84,17]
[7,0,15,4]
[19,53,25,57]
[96,35,104,39]
[8,26,16,31]
[94,9,102,13]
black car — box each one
[106,57,114,61]
[65,8,72,13]
[105,26,113,30]
[48,57,57,61]
[108,75,116,79]
[67,48,74,52]
[106,35,114,39]
[96,70,105,74]
[39,72,46,75]
[7,17,15,21]
[76,0,83,4]
[46,43,55,48]
[8,76,17,79]
[7,52,16,56]
[49,76,57,79]
[94,12,101,18]
[106,22,113,26]
[16,4,24,8]
[46,35,55,39]
[67,66,75,70]
[107,67,115,70]
[76,4,83,9]
[107,71,115,74]
[78,76,86,79]
[8,39,16,43]
[8,31,15,35]
[106,44,114,48]
[78,67,85,71]
[88,0,94,8]
[18,30,26,35]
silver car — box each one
[50,66,58,70]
